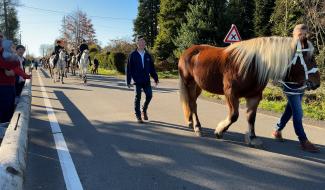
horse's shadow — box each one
[149,120,325,165]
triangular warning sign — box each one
[224,24,242,43]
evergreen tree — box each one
[153,0,193,61]
[0,0,19,42]
[133,0,160,48]
[225,0,255,40]
[270,0,304,36]
[254,0,275,36]
[174,0,227,57]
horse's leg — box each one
[214,94,239,139]
[179,78,194,129]
[244,95,264,148]
[189,85,202,136]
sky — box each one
[17,0,138,57]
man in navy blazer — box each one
[126,36,159,123]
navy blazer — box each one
[126,50,158,85]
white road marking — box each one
[37,70,83,190]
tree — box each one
[153,0,193,61]
[0,0,19,42]
[300,0,325,52]
[270,0,304,36]
[61,9,97,51]
[39,44,54,57]
[225,0,255,40]
[174,0,227,57]
[133,0,160,48]
[254,0,275,36]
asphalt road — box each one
[24,68,325,190]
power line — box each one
[19,5,134,21]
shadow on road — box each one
[150,121,325,165]
[50,89,325,189]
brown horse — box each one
[178,36,320,148]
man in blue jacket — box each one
[126,36,159,123]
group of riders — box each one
[42,39,99,84]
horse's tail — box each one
[178,56,191,121]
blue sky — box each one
[17,0,138,56]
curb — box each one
[0,79,32,190]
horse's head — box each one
[286,38,320,90]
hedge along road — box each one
[24,68,325,190]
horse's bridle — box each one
[288,40,318,80]
[279,40,319,95]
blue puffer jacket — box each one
[126,50,158,85]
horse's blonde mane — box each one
[225,36,313,84]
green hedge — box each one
[108,52,127,74]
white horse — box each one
[78,49,90,84]
[54,50,67,84]
[70,55,77,76]
[49,54,56,79]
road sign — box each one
[224,24,241,43]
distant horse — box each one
[91,63,98,74]
[70,55,77,76]
[48,54,56,79]
[79,49,90,84]
[178,37,320,147]
[54,49,67,84]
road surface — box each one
[24,68,325,190]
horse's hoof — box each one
[194,127,202,137]
[195,130,202,137]
[245,133,264,149]
[214,131,223,139]
[188,122,193,129]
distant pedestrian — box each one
[126,36,159,123]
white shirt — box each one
[138,50,145,68]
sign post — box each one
[224,24,242,44]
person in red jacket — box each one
[0,42,31,123]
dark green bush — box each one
[109,52,127,74]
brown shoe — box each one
[272,131,284,142]
[142,112,148,121]
[300,140,320,153]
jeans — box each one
[276,93,307,142]
[134,83,152,118]
[0,85,16,123]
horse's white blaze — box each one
[37,70,83,190]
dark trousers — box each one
[134,83,152,118]
[0,85,16,123]
[276,93,307,142]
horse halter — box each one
[288,40,318,80]
[279,40,318,95]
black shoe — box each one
[142,112,148,120]
[136,117,144,123]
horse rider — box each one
[53,39,64,67]
[77,39,91,65]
